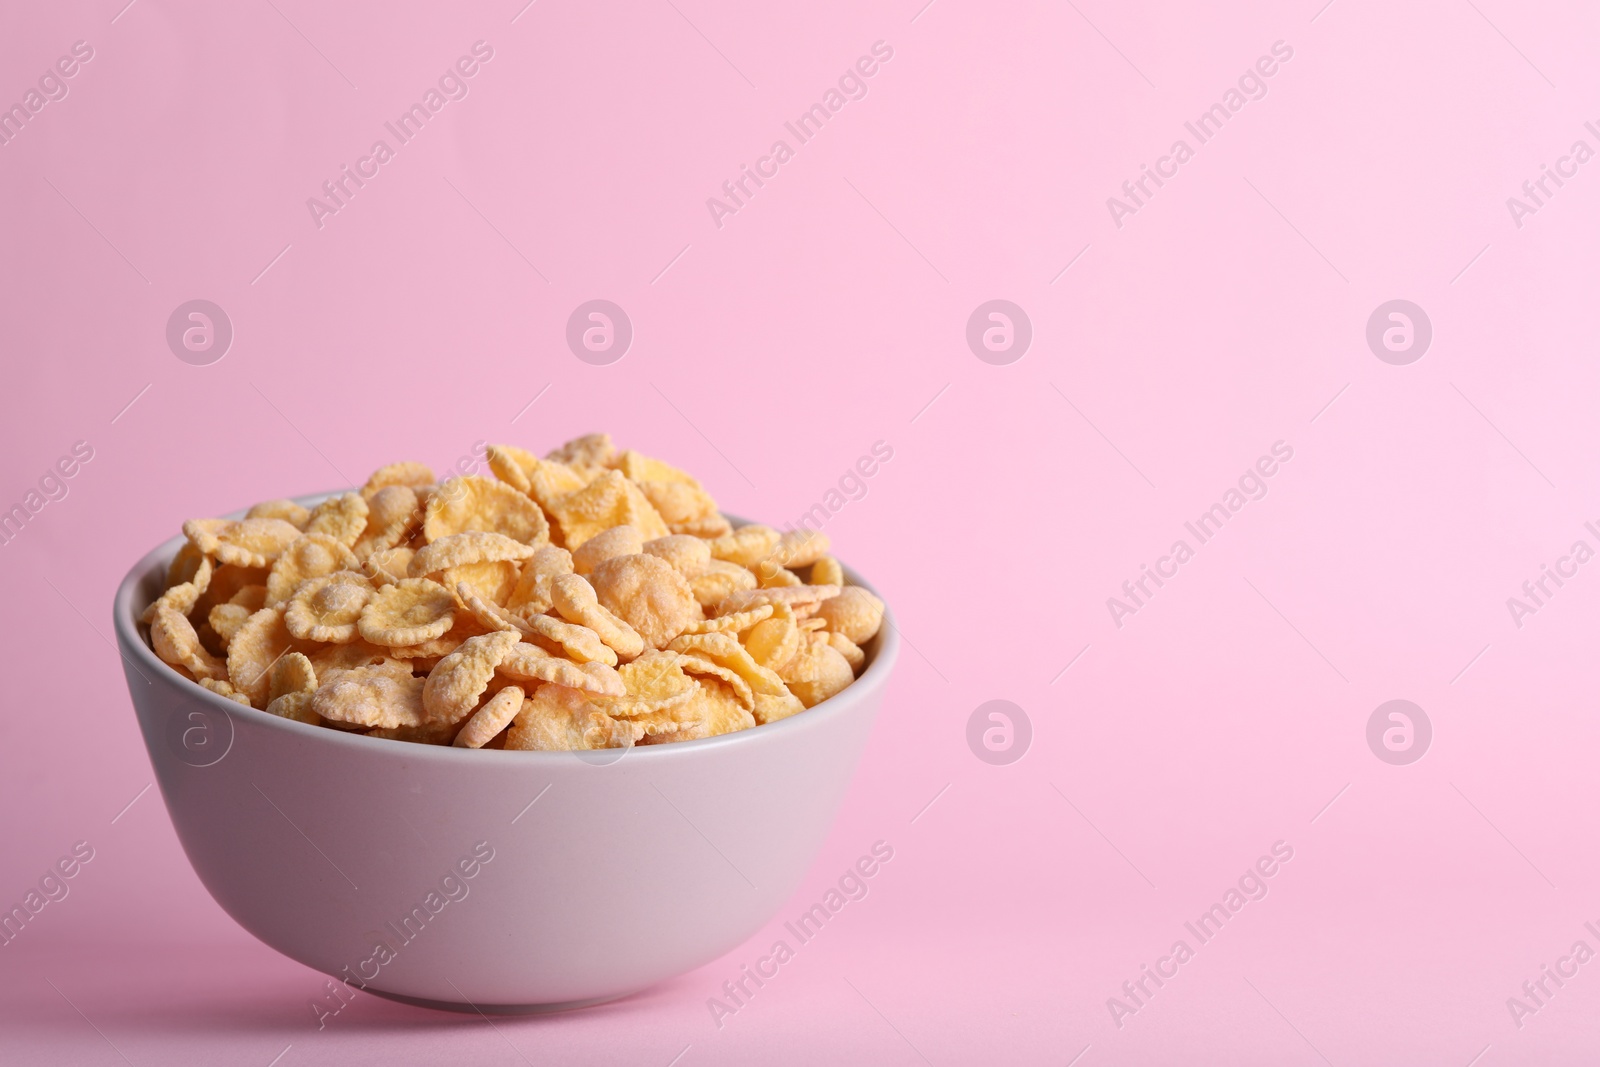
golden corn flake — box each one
[614,649,698,710]
[498,645,627,697]
[285,572,373,643]
[741,607,800,672]
[549,470,669,549]
[671,513,733,539]
[424,475,549,547]
[714,584,840,619]
[151,604,227,682]
[678,653,754,710]
[363,546,414,587]
[485,443,539,494]
[141,554,214,624]
[814,586,886,644]
[265,533,359,608]
[752,689,806,726]
[550,573,645,660]
[641,534,711,577]
[525,613,618,666]
[359,578,456,646]
[709,524,781,568]
[647,676,754,743]
[207,602,252,649]
[506,545,572,615]
[226,606,296,707]
[524,459,589,520]
[827,631,866,671]
[504,684,627,751]
[409,531,538,578]
[185,517,303,569]
[442,559,520,608]
[684,603,773,636]
[268,651,317,702]
[204,564,271,611]
[199,677,254,706]
[779,634,855,708]
[456,580,532,635]
[247,499,311,529]
[380,613,490,660]
[810,556,844,587]
[667,631,786,696]
[758,566,802,589]
[545,432,615,476]
[592,553,701,649]
[304,493,369,547]
[571,523,644,575]
[167,540,210,588]
[362,461,434,498]
[452,684,524,748]
[421,630,521,724]
[353,485,420,557]
[770,528,830,570]
[366,720,458,744]
[313,663,426,729]
[307,639,393,679]
[689,559,758,608]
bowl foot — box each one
[363,985,637,1016]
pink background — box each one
[4,0,1599,1062]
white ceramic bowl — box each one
[112,506,896,1012]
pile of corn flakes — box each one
[141,434,885,750]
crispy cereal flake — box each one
[452,684,524,748]
[424,475,549,547]
[359,578,456,646]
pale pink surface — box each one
[4,0,1600,1062]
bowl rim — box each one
[113,495,899,763]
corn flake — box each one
[359,577,456,646]
[425,475,549,547]
[592,553,701,649]
[452,684,524,749]
[305,493,369,547]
